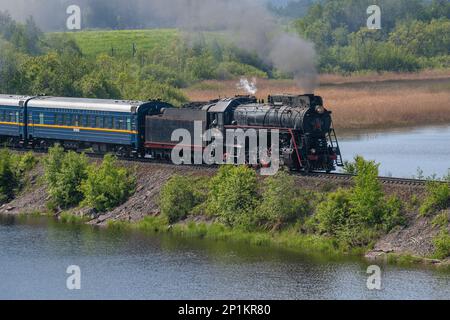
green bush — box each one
[216,61,268,79]
[81,154,136,212]
[315,188,352,234]
[335,224,380,249]
[315,157,405,247]
[382,196,406,232]
[0,149,37,202]
[0,149,19,202]
[43,145,65,188]
[419,182,450,216]
[314,189,378,248]
[160,175,202,223]
[16,152,38,173]
[44,146,88,208]
[349,157,385,225]
[433,229,450,260]
[53,152,88,208]
[207,165,258,228]
[256,171,311,230]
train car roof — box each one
[204,96,257,113]
[0,94,32,107]
[27,96,146,113]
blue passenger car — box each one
[26,97,169,155]
[0,94,29,145]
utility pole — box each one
[132,43,137,58]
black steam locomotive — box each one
[0,93,342,172]
[145,94,343,172]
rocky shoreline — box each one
[1,159,449,267]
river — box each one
[339,125,450,178]
[0,216,449,300]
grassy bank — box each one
[183,70,450,131]
[107,216,359,257]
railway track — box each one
[302,172,429,186]
[10,148,432,186]
[66,152,435,186]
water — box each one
[0,216,449,300]
[339,126,450,178]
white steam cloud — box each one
[237,77,258,95]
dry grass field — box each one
[183,70,450,131]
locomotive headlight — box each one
[315,105,325,114]
[310,148,316,154]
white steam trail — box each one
[237,78,257,95]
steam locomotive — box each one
[0,93,342,172]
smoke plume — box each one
[0,0,317,91]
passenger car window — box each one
[81,115,87,127]
[105,117,111,129]
[39,113,44,125]
[96,116,102,128]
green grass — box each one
[59,212,90,224]
[48,29,179,58]
[108,216,356,257]
[386,253,429,266]
[432,211,449,228]
[433,230,450,260]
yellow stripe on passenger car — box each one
[29,123,137,134]
[0,121,24,126]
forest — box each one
[0,0,448,105]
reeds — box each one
[183,71,450,130]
